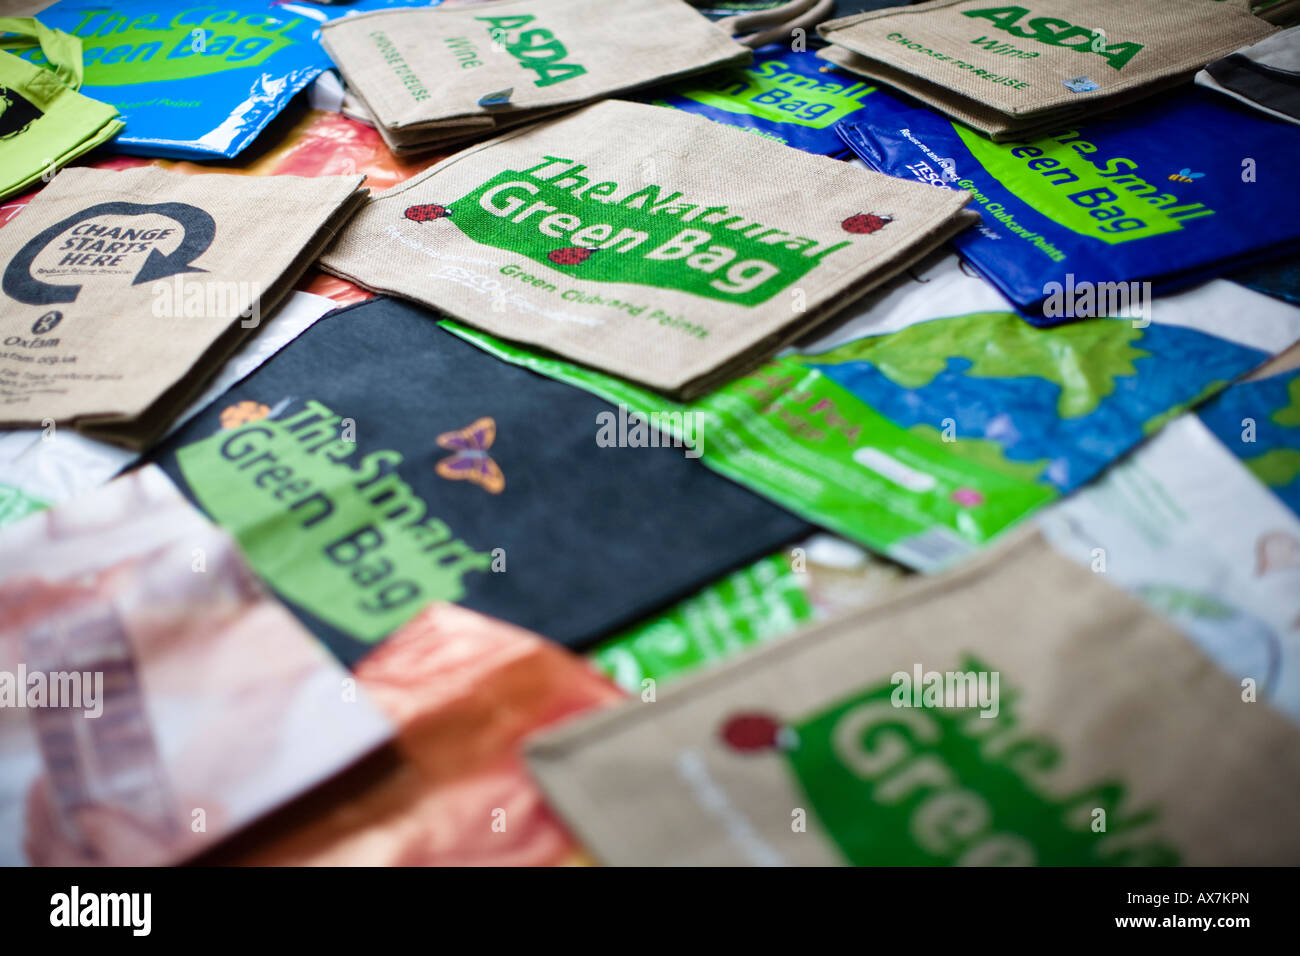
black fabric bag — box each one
[150,296,811,665]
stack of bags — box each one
[320,0,753,154]
[816,0,1280,139]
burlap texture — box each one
[819,0,1276,135]
[0,166,366,446]
[321,100,975,397]
[321,0,751,150]
[527,530,1300,865]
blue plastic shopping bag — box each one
[11,0,442,161]
[836,87,1300,323]
[642,44,877,156]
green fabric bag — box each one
[0,17,123,201]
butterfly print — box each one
[434,417,505,494]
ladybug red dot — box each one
[404,204,452,223]
[842,212,893,235]
[548,246,594,266]
[720,713,785,753]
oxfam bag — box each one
[0,291,339,529]
[320,0,751,153]
[0,18,122,201]
[836,86,1300,318]
[527,530,1300,866]
[0,166,367,447]
[321,100,976,398]
[817,0,1277,139]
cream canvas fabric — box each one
[0,166,367,447]
[818,0,1278,139]
[526,530,1300,866]
[321,100,976,398]
[320,0,751,154]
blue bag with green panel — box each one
[836,87,1300,324]
[11,0,442,161]
[643,44,878,156]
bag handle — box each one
[0,17,85,90]
[715,0,837,49]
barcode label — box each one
[890,526,975,571]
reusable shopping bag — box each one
[0,466,391,866]
[321,99,977,399]
[320,0,751,154]
[817,0,1277,139]
[0,165,367,447]
[150,296,813,664]
[0,17,122,201]
[527,530,1300,865]
[836,86,1300,317]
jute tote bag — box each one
[818,0,1279,139]
[0,166,367,447]
[526,530,1300,865]
[321,100,977,398]
[321,0,752,154]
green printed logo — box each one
[176,399,492,644]
[438,155,853,306]
[954,125,1216,245]
[963,6,1143,70]
[17,7,308,85]
[665,59,875,129]
[723,662,1179,865]
[476,14,587,87]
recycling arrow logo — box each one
[1,201,216,306]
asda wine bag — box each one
[320,0,751,154]
[817,0,1278,139]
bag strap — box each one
[715,0,837,49]
[0,17,85,90]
